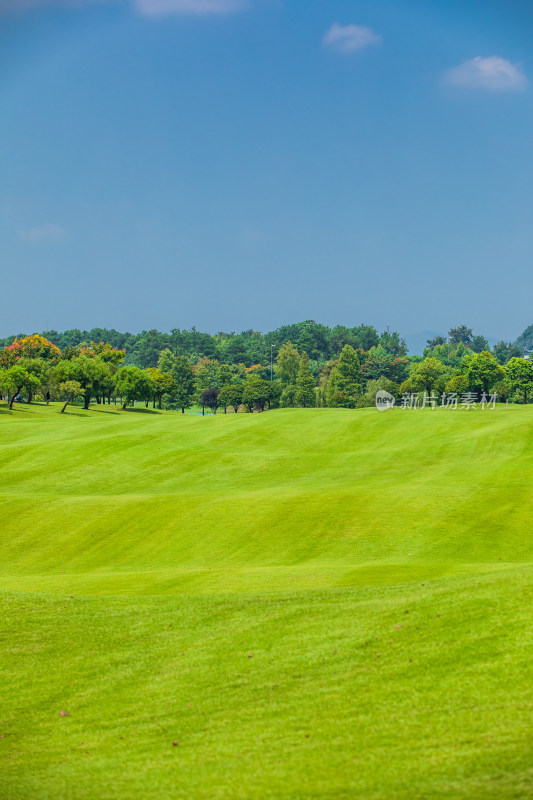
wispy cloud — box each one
[133,0,249,15]
[19,223,66,243]
[443,56,528,92]
[0,0,250,14]
[322,23,382,54]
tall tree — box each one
[217,363,233,387]
[326,345,362,408]
[467,351,505,394]
[506,358,533,403]
[194,357,220,395]
[170,356,196,414]
[379,330,408,357]
[448,325,473,347]
[275,342,300,387]
[157,348,175,373]
[295,352,316,408]
[426,335,446,348]
[492,341,523,365]
[471,335,489,354]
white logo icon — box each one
[376,390,395,411]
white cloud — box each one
[133,0,248,14]
[20,223,66,243]
[443,56,528,92]
[322,23,381,54]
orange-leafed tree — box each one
[6,334,61,363]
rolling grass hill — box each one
[1,401,532,799]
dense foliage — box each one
[0,321,531,411]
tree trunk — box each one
[158,396,162,409]
[181,407,185,414]
[9,385,23,409]
[123,401,128,410]
[145,399,149,407]
[153,395,156,409]
[61,395,73,413]
[84,394,90,410]
[28,391,33,404]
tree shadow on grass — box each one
[122,407,162,415]
[0,403,28,414]
[61,406,121,416]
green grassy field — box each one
[1,401,532,799]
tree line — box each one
[0,321,416,369]
[1,324,532,414]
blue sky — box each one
[1,0,532,340]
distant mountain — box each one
[515,324,533,353]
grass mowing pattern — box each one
[1,402,532,798]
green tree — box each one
[379,330,408,357]
[157,348,175,373]
[491,379,512,402]
[471,334,489,353]
[170,356,196,414]
[448,325,473,347]
[365,376,400,405]
[506,358,533,404]
[217,363,233,387]
[114,367,154,410]
[59,380,83,413]
[18,357,51,403]
[426,335,446,348]
[274,342,300,386]
[326,345,362,408]
[361,345,409,383]
[218,384,243,414]
[52,355,110,410]
[492,341,523,365]
[467,351,505,395]
[146,368,176,409]
[444,374,469,395]
[2,365,41,409]
[242,378,271,412]
[295,352,316,407]
[280,384,297,407]
[194,357,220,396]
[411,357,446,394]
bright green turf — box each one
[1,401,532,799]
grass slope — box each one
[1,401,532,799]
